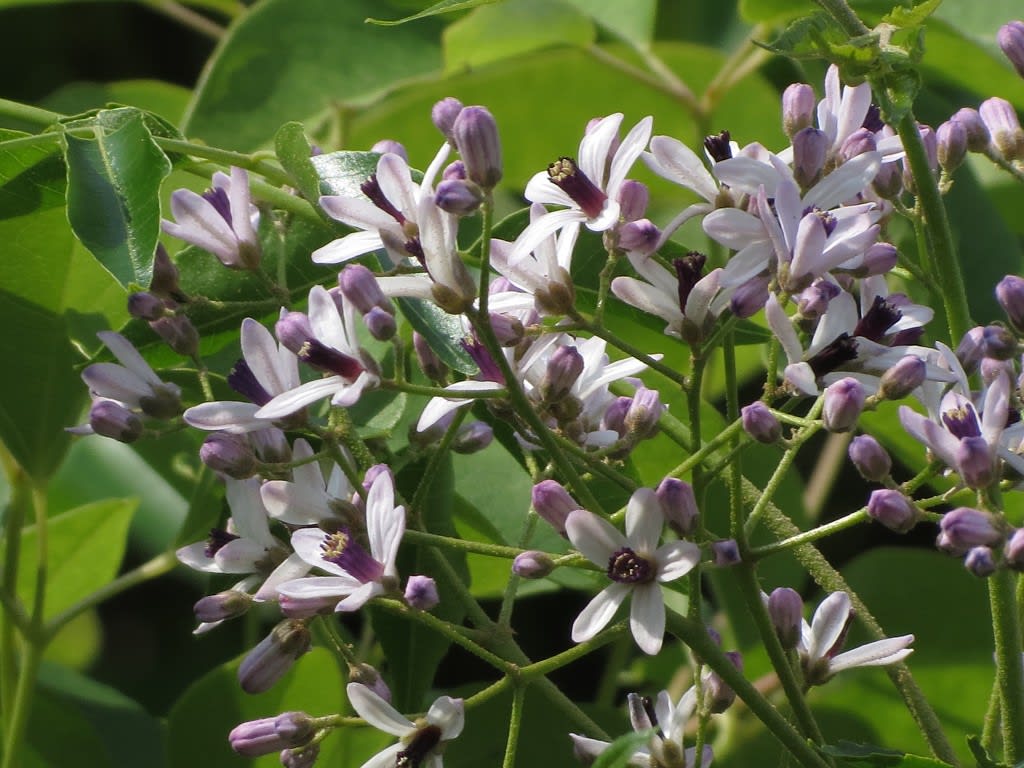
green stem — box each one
[477,195,494,319]
[498,514,537,627]
[403,529,522,560]
[138,0,225,39]
[502,685,526,768]
[157,138,293,187]
[580,319,688,387]
[813,0,870,35]
[750,511,868,559]
[0,98,60,127]
[989,570,1024,763]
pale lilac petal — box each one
[416,381,504,432]
[183,401,263,433]
[566,509,627,565]
[625,488,662,553]
[789,215,828,283]
[569,735,611,762]
[702,208,765,250]
[225,477,273,545]
[836,82,873,149]
[376,153,417,218]
[712,155,780,197]
[176,542,219,572]
[898,406,959,467]
[571,583,631,642]
[276,575,360,600]
[524,170,575,208]
[607,116,652,197]
[982,371,1010,446]
[625,250,677,294]
[719,242,773,287]
[766,294,802,364]
[510,208,587,266]
[329,371,376,408]
[585,199,621,231]
[254,553,311,601]
[347,683,414,736]
[828,635,914,673]
[261,480,329,525]
[807,591,851,662]
[376,274,434,300]
[319,195,396,231]
[82,362,151,403]
[803,152,881,209]
[290,528,348,578]
[785,363,820,396]
[644,136,718,202]
[240,318,289,395]
[427,696,465,739]
[227,167,258,247]
[630,582,665,655]
[312,230,385,264]
[655,541,701,582]
[214,538,269,573]
[97,331,163,386]
[366,473,404,573]
[359,744,404,768]
[580,113,623,182]
[684,269,722,324]
[256,377,346,419]
[335,581,382,611]
[611,277,682,328]
[164,189,237,262]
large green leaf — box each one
[63,108,172,288]
[7,498,136,620]
[183,0,445,151]
[367,0,497,25]
[42,80,192,127]
[563,0,657,48]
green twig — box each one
[989,570,1024,763]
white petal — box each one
[254,553,311,601]
[566,509,627,566]
[607,116,653,197]
[255,377,346,419]
[427,695,465,739]
[225,477,273,545]
[898,406,959,468]
[227,167,258,247]
[261,480,330,525]
[335,581,382,611]
[630,583,665,655]
[275,575,357,601]
[82,362,150,403]
[571,583,631,642]
[611,278,681,327]
[359,743,404,768]
[655,541,701,582]
[765,294,802,365]
[376,153,417,219]
[214,538,268,573]
[702,208,764,250]
[828,635,914,673]
[785,362,820,396]
[803,152,880,209]
[569,735,611,762]
[176,542,219,572]
[806,592,851,662]
[644,136,717,202]
[312,230,385,264]
[347,682,414,736]
[510,209,587,266]
[625,488,662,554]
[580,113,623,182]
[713,155,781,197]
[367,473,404,573]
[97,331,162,387]
[319,195,396,231]
[416,381,503,433]
[376,274,434,300]
[240,318,289,396]
[183,401,264,433]
[290,529,349,579]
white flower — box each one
[184,317,300,433]
[260,438,356,525]
[346,682,464,768]
[76,331,181,422]
[162,167,261,270]
[799,591,914,686]
[566,488,700,655]
[511,113,653,264]
[276,470,404,612]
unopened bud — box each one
[956,436,995,489]
[848,435,891,481]
[939,507,1002,554]
[705,651,742,713]
[229,712,315,757]
[435,179,483,216]
[339,264,391,315]
[452,421,493,454]
[980,97,1024,160]
[443,160,466,181]
[730,275,769,319]
[281,745,319,768]
[797,280,840,320]
[859,243,898,276]
[602,396,631,439]
[89,400,143,443]
[128,291,166,321]
[767,587,803,649]
[1004,528,1024,569]
[532,480,579,536]
[150,243,182,298]
[431,97,464,141]
[872,160,903,199]
[879,355,926,400]
[618,218,660,254]
[624,387,663,439]
[151,314,199,357]
[982,324,1017,360]
[194,590,252,623]
[867,489,917,533]
[238,621,312,694]
[711,539,740,567]
[999,21,1024,80]
[997,275,1024,333]
[413,332,447,382]
[839,128,877,163]
[348,663,392,702]
[965,546,997,578]
[793,127,828,188]
[741,402,781,443]
[782,83,816,137]
[364,307,396,341]
[404,575,439,610]
[952,107,991,152]
[371,139,408,162]
[276,312,314,355]
[655,477,699,537]
[937,119,967,172]
[200,432,256,478]
[512,550,555,579]
[822,378,865,433]
[618,180,649,221]
[955,326,986,374]
[489,312,524,347]
[452,106,502,189]
[541,346,584,403]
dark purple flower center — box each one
[703,131,733,162]
[674,252,707,315]
[320,528,384,583]
[640,695,659,730]
[396,725,442,768]
[806,333,859,377]
[607,547,655,584]
[862,104,884,133]
[403,237,426,268]
[942,402,982,439]
[854,296,902,343]
[547,157,607,219]
[361,174,406,226]
[227,359,272,406]
[888,327,923,346]
[202,187,232,225]
[297,340,365,380]
[204,528,240,558]
[461,338,505,384]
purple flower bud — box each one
[624,387,663,439]
[872,160,903,199]
[997,275,1024,333]
[711,539,740,567]
[919,124,938,169]
[705,651,742,713]
[965,546,997,578]
[489,312,524,347]
[452,421,494,454]
[238,621,312,694]
[848,435,891,481]
[982,324,1017,360]
[363,307,396,342]
[618,218,660,254]
[1004,528,1024,569]
[371,139,408,162]
[980,97,1024,160]
[952,107,991,152]
[281,745,319,768]
[956,435,995,489]
[149,243,181,298]
[782,83,816,137]
[998,21,1024,79]
[956,326,986,374]
[436,179,484,216]
[404,575,439,610]
[879,355,926,400]
[839,127,877,162]
[200,432,256,478]
[339,265,391,315]
[275,312,314,355]
[278,591,340,619]
[512,550,556,579]
[229,712,315,757]
[618,180,649,221]
[730,274,770,319]
[348,662,392,703]
[822,378,865,433]
[937,119,967,172]
[797,280,840,320]
[602,396,631,438]
[413,332,447,382]
[767,587,803,650]
[859,242,899,276]
[452,106,502,189]
[532,479,579,536]
[128,291,167,321]
[442,160,466,181]
[194,590,252,623]
[867,489,918,533]
[150,314,199,357]
[982,357,1013,386]
[741,402,781,443]
[431,97,464,141]
[89,400,143,443]
[939,507,1003,554]
[541,346,584,403]
[655,477,698,537]
[793,127,828,188]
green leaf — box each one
[444,0,595,72]
[823,741,952,767]
[881,0,941,28]
[42,80,192,127]
[349,389,408,438]
[63,107,172,288]
[183,0,444,151]
[275,122,324,206]
[396,297,478,375]
[310,150,381,199]
[8,498,136,620]
[739,0,815,24]
[562,0,656,48]
[368,0,497,25]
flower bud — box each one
[705,651,742,713]
[452,106,502,189]
[848,435,891,481]
[624,387,663,440]
[797,280,840,320]
[489,312,524,347]
[655,477,698,537]
[965,546,997,578]
[89,400,143,443]
[601,396,631,439]
[339,265,391,315]
[128,291,167,321]
[541,346,584,403]
[150,314,199,357]
[859,242,898,276]
[229,712,315,757]
[952,107,991,152]
[711,539,740,567]
[822,378,865,433]
[371,139,408,162]
[730,275,770,319]
[149,243,182,297]
[879,355,926,400]
[363,307,397,342]
[938,507,1002,554]
[1004,528,1024,569]
[443,160,467,181]
[982,324,1017,360]
[435,179,484,216]
[980,97,1024,160]
[872,160,903,199]
[413,332,447,382]
[512,550,555,579]
[618,180,649,221]
[276,312,314,355]
[782,83,816,137]
[281,745,320,768]
[348,662,392,702]
[937,119,967,172]
[998,21,1024,79]
[956,436,994,489]
[194,590,252,623]
[793,127,828,188]
[867,489,917,533]
[238,621,312,694]
[955,326,986,374]
[768,587,803,649]
[997,275,1024,333]
[431,97,464,141]
[404,575,439,610]
[200,432,256,478]
[741,402,781,443]
[532,480,579,536]
[452,421,493,454]
[839,127,877,163]
[981,357,1013,385]
[618,218,660,255]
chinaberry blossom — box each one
[567,488,701,655]
[259,438,357,526]
[346,682,463,768]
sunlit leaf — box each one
[367,0,497,26]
